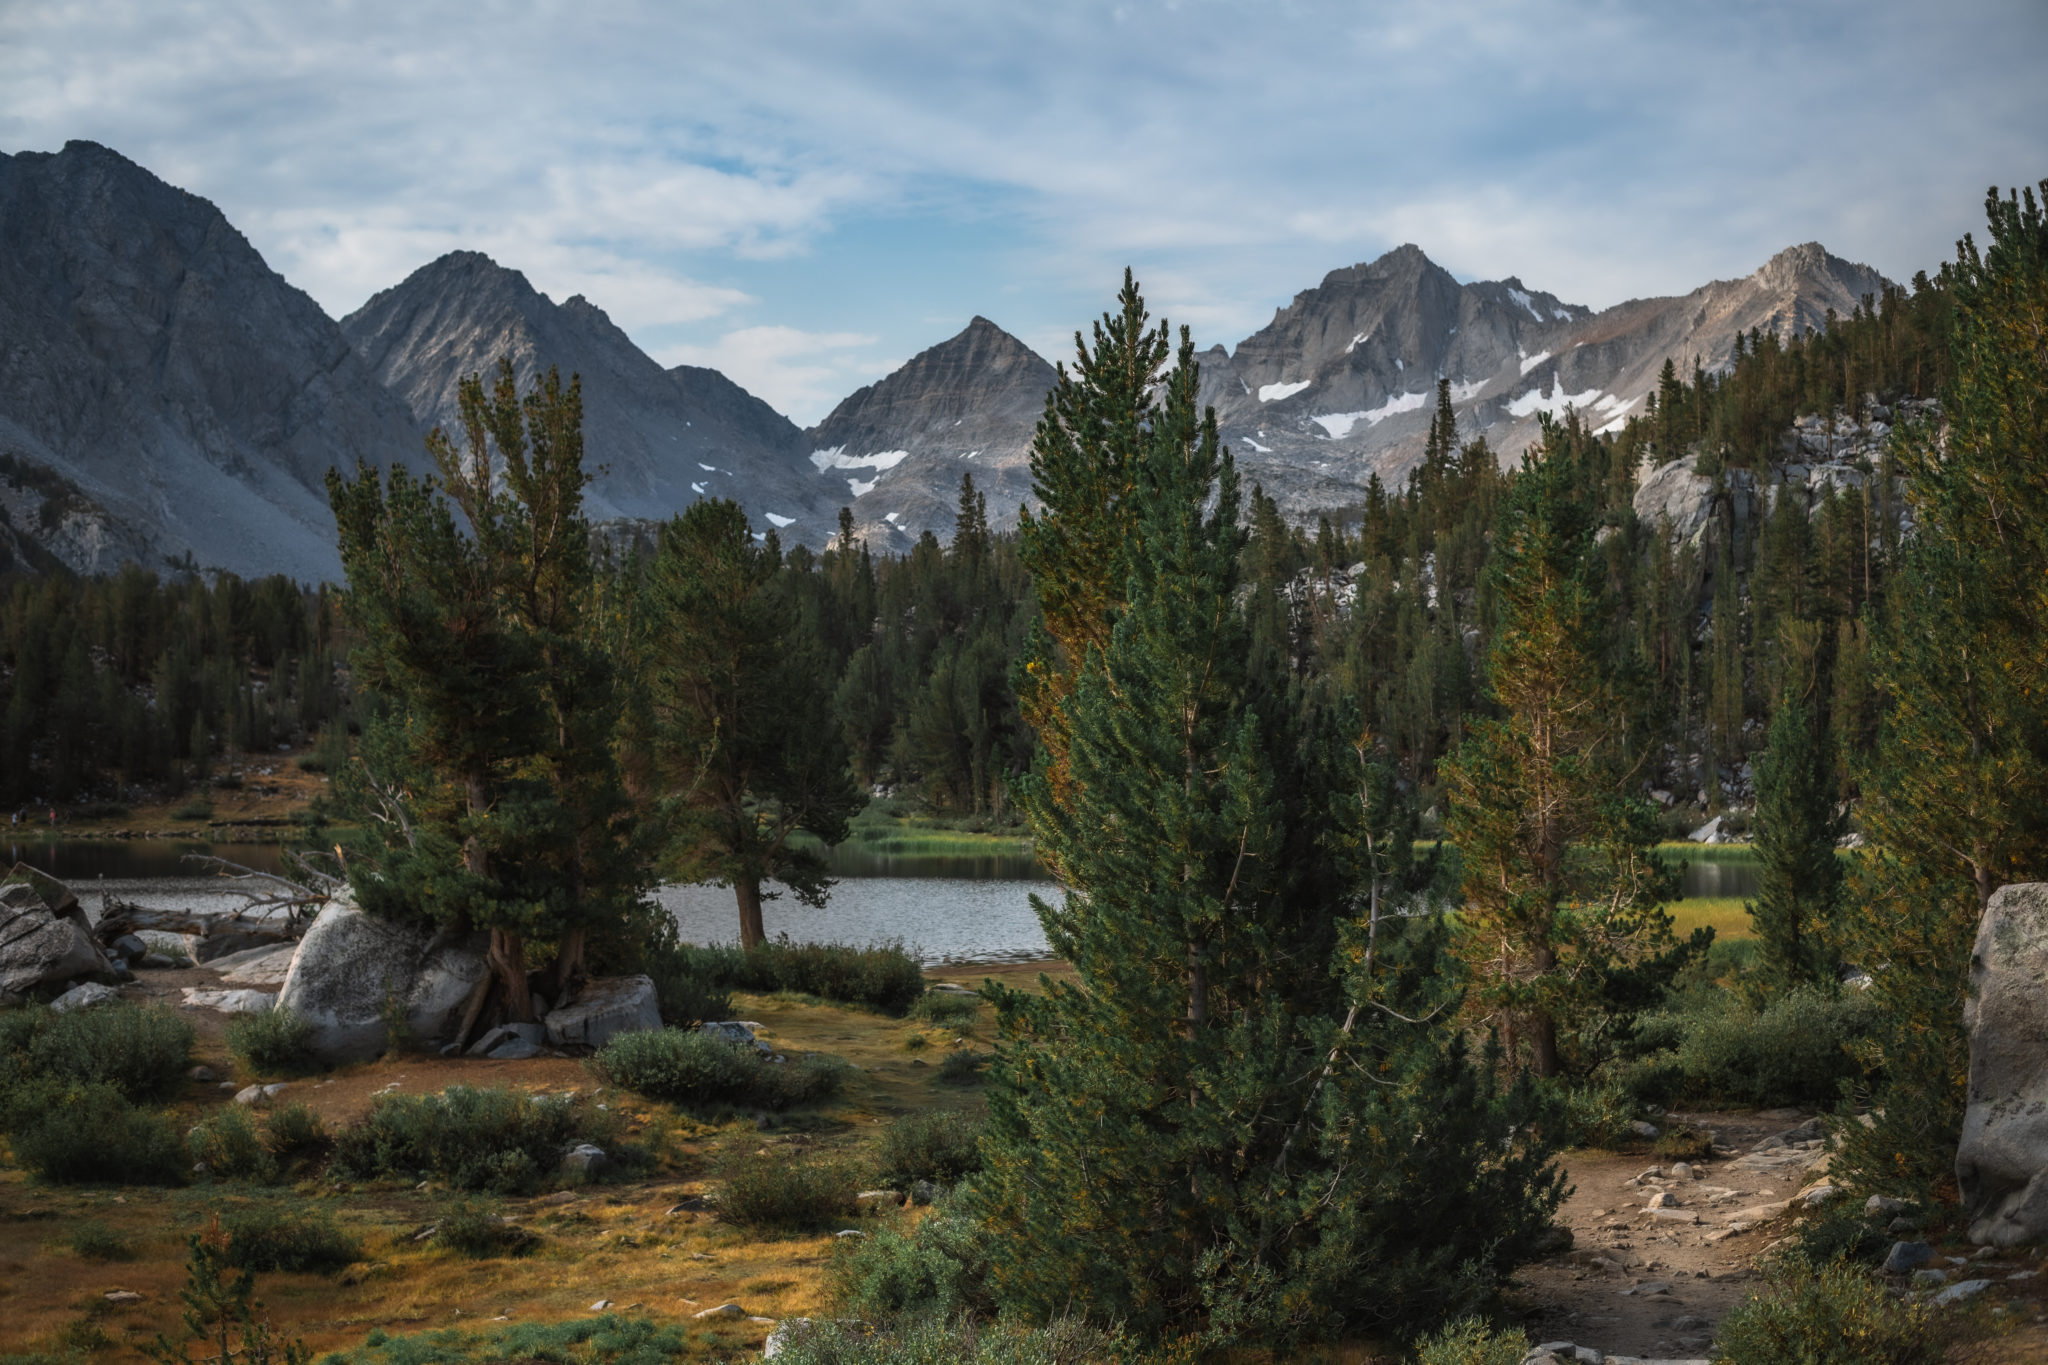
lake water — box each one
[12,838,1758,966]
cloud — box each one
[660,326,893,427]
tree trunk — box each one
[736,873,766,950]
[1529,942,1560,1078]
[491,927,534,1023]
[535,926,588,1004]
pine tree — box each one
[1440,422,1685,1077]
[977,283,1561,1347]
[1745,698,1843,995]
[641,499,865,948]
[1833,181,2048,1200]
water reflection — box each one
[656,878,1052,967]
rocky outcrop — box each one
[801,316,1055,550]
[343,251,829,542]
[1959,882,2048,1247]
[1632,456,1717,546]
[0,140,427,581]
[273,898,489,1062]
[0,865,116,998]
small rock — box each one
[189,1065,217,1083]
[692,1303,747,1319]
[2006,1269,2036,1281]
[234,1084,270,1107]
[1647,1190,1681,1209]
[589,1300,612,1311]
[52,981,123,1012]
[103,1291,142,1304]
[218,1080,239,1094]
[1571,1350,1603,1365]
[110,933,148,962]
[1668,1162,1692,1180]
[1911,1268,1949,1287]
[1530,1344,1576,1360]
[908,1179,942,1206]
[1884,1241,1935,1274]
[665,1195,713,1213]
[834,1229,864,1239]
[540,1190,578,1206]
[1621,1280,1671,1296]
[1932,1278,1992,1307]
[1866,1195,1906,1215]
[1672,1315,1707,1330]
[763,1319,810,1360]
[856,1189,904,1207]
[467,1022,545,1058]
[1629,1120,1661,1139]
[1887,1214,1922,1234]
[1802,1185,1840,1208]
[560,1144,609,1176]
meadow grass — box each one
[1669,895,1753,940]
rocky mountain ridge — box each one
[0,140,1900,573]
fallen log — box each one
[93,899,301,950]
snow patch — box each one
[1344,331,1370,353]
[1394,358,1403,370]
[1552,307,1572,321]
[810,447,910,472]
[690,482,705,494]
[1244,436,1272,453]
[1507,287,1544,321]
[1258,380,1312,403]
[1311,390,1428,439]
[884,512,901,525]
[698,463,718,472]
[1449,379,1487,402]
[765,513,795,529]
[1519,350,1552,376]
[847,477,876,497]
[1506,383,1603,419]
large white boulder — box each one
[274,897,489,1063]
[544,975,661,1048]
[1959,882,2048,1247]
[1631,455,1716,546]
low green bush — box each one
[261,1102,329,1162]
[189,1106,273,1181]
[1714,1253,1941,1365]
[591,1029,851,1111]
[434,1197,531,1258]
[1411,1317,1529,1365]
[7,1080,185,1185]
[674,937,926,1016]
[331,1085,585,1192]
[909,991,981,1027]
[317,1316,695,1365]
[220,1204,360,1274]
[936,1049,987,1086]
[720,1154,861,1232]
[171,799,214,821]
[1538,1076,1643,1150]
[1,1002,194,1102]
[766,1315,1118,1365]
[877,1110,983,1188]
[226,1007,320,1077]
[829,1210,994,1322]
[68,1220,134,1261]
[1628,985,1875,1109]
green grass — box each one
[1669,896,1753,940]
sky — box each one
[3,1,2044,425]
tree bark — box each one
[491,927,534,1023]
[1529,942,1560,1078]
[736,873,766,950]
[535,926,588,1003]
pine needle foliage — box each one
[976,279,1562,1348]
[1832,181,2048,1201]
[1745,698,1844,996]
[1440,419,1689,1077]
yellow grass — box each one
[1669,896,1753,941]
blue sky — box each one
[4,0,2044,423]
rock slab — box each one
[274,898,489,1063]
[0,870,115,997]
[1959,882,2048,1247]
[544,976,660,1048]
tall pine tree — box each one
[1745,698,1844,996]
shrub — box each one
[676,937,926,1016]
[720,1154,861,1232]
[1714,1253,1941,1365]
[226,1007,319,1077]
[331,1085,584,1192]
[1542,1075,1645,1150]
[830,1211,994,1322]
[877,1110,983,1188]
[188,1106,275,1181]
[909,991,981,1028]
[221,1204,360,1274]
[1412,1317,1529,1365]
[591,1029,851,1111]
[68,1220,134,1261]
[936,1049,987,1086]
[1628,985,1875,1109]
[434,1197,531,1258]
[6,1002,194,1102]
[8,1081,185,1185]
[260,1103,329,1162]
[172,799,215,821]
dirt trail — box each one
[1515,1109,2048,1362]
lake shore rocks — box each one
[0,862,118,999]
[543,975,659,1047]
[1959,881,2048,1247]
